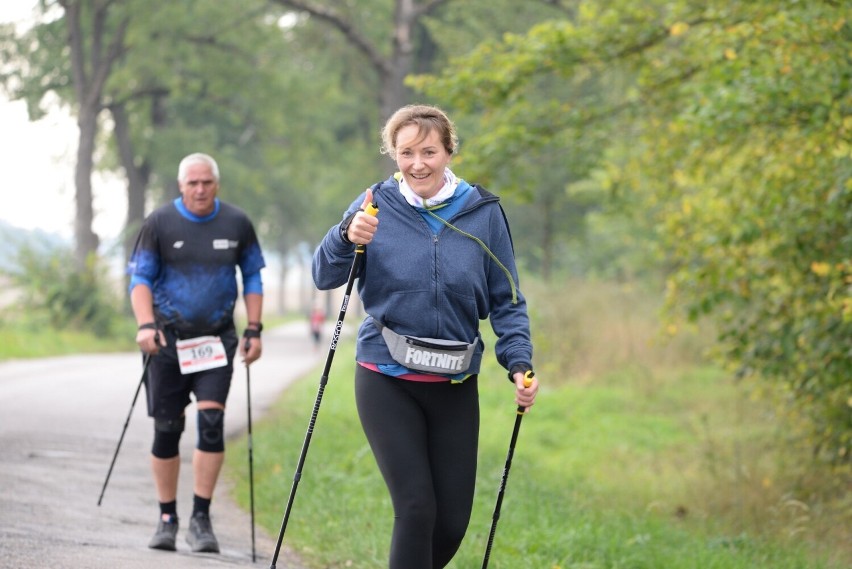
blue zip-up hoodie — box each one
[312,174,532,377]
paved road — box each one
[0,321,328,569]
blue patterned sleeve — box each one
[126,224,161,293]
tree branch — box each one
[59,0,87,105]
[413,0,449,18]
[268,0,391,75]
[107,85,170,108]
[85,15,128,111]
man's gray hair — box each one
[177,153,220,183]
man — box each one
[127,152,265,553]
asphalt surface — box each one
[0,321,328,569]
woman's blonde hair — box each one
[380,104,458,159]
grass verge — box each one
[225,339,848,568]
[0,313,297,361]
[0,317,137,359]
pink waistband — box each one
[358,362,450,383]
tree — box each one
[0,0,131,267]
[2,1,319,279]
[98,0,298,264]
[268,0,450,123]
[411,0,852,461]
[65,0,131,268]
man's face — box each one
[179,162,219,216]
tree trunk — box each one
[381,0,417,122]
[110,103,149,276]
[61,0,129,268]
[73,106,100,268]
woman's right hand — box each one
[346,188,379,245]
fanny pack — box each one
[374,321,476,375]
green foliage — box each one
[3,244,127,338]
[409,0,852,463]
[619,2,851,465]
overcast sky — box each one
[1,2,126,241]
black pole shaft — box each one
[246,360,257,562]
[269,246,366,569]
[481,406,526,569]
[97,354,150,506]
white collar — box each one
[398,168,459,208]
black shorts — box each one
[144,325,239,420]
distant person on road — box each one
[127,152,266,554]
[309,301,325,350]
[312,104,540,568]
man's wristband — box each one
[243,324,262,339]
[138,322,157,331]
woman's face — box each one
[395,124,451,200]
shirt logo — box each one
[173,241,184,248]
[213,239,239,250]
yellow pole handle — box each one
[354,203,379,253]
[516,370,534,414]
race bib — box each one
[176,336,228,375]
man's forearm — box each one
[244,293,263,327]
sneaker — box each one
[148,515,178,551]
[186,512,220,553]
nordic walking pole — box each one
[269,200,378,569]
[481,370,535,569]
[97,353,151,506]
[244,340,257,563]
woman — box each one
[312,104,539,568]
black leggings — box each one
[355,366,480,569]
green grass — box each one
[0,312,298,361]
[225,339,848,568]
[0,316,137,359]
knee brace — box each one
[152,416,185,459]
[197,408,225,453]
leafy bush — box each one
[4,244,127,337]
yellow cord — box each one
[423,206,518,305]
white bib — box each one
[176,336,228,375]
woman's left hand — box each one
[512,371,539,411]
